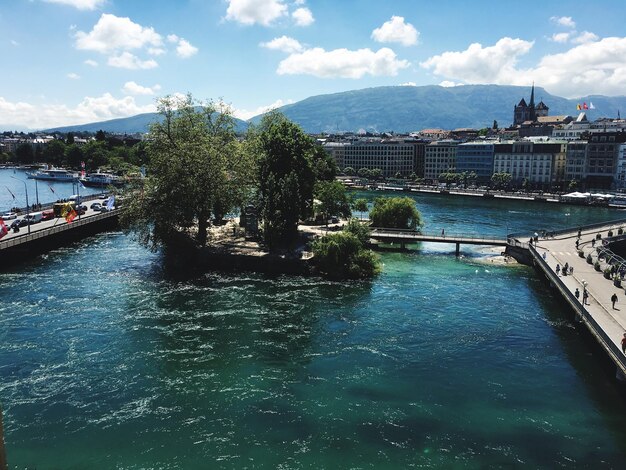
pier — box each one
[509,219,626,379]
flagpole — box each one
[35,179,39,206]
[10,176,30,234]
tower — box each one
[528,82,536,122]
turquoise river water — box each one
[2,182,626,468]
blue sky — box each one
[1,0,626,129]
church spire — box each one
[529,82,535,108]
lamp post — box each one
[10,176,30,234]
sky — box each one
[1,0,626,130]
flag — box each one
[576,104,582,110]
[65,207,77,224]
[589,101,596,109]
[78,179,86,189]
[6,186,15,200]
[48,184,55,194]
[583,102,588,110]
[0,219,8,240]
[106,195,115,211]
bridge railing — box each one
[0,210,118,250]
[507,217,626,243]
[369,227,506,242]
[528,242,626,375]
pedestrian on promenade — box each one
[556,264,560,275]
[612,293,618,309]
[575,288,580,299]
[592,239,596,248]
[563,263,569,276]
[583,289,589,305]
[576,239,580,250]
[578,228,582,238]
[542,252,547,260]
[441,228,445,237]
[622,333,626,354]
[570,266,574,275]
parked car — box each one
[41,209,55,220]
[11,218,28,228]
[1,212,17,221]
[90,203,102,211]
[24,212,43,224]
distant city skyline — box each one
[1,0,626,130]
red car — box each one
[42,209,55,220]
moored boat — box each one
[26,168,78,182]
[79,172,124,187]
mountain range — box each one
[45,85,626,135]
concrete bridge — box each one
[369,228,507,254]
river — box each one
[1,181,626,468]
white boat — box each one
[27,168,78,182]
[79,172,124,187]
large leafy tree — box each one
[369,196,422,230]
[314,180,351,225]
[120,94,252,249]
[253,111,315,248]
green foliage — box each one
[120,94,250,249]
[310,145,337,182]
[43,139,66,166]
[15,143,34,164]
[594,261,601,271]
[352,198,369,219]
[587,254,593,264]
[253,111,315,248]
[369,196,422,229]
[491,172,512,189]
[344,217,371,245]
[568,179,579,190]
[604,268,612,279]
[343,166,355,176]
[357,167,371,178]
[314,180,351,224]
[578,250,584,258]
[312,231,380,280]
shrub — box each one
[615,278,622,287]
[344,218,371,245]
[604,268,612,279]
[608,230,614,237]
[587,254,593,264]
[578,250,585,258]
[595,261,601,271]
[312,231,381,279]
[596,233,602,240]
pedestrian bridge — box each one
[369,228,507,254]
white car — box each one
[1,212,18,220]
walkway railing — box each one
[528,242,626,375]
[0,210,118,250]
[370,228,506,244]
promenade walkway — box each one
[532,223,626,376]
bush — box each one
[344,218,371,245]
[587,254,593,264]
[604,268,612,279]
[608,230,614,237]
[312,231,381,279]
[578,250,585,258]
[369,196,422,229]
[615,278,622,287]
[596,233,602,240]
[595,261,601,271]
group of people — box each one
[555,263,573,276]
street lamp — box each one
[10,176,30,234]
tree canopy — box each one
[312,230,380,280]
[120,94,252,249]
[314,180,351,225]
[369,196,422,230]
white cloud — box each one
[122,81,161,96]
[421,35,626,98]
[0,94,156,130]
[372,16,419,46]
[399,82,416,86]
[233,98,294,120]
[292,7,314,26]
[260,35,304,53]
[107,52,158,70]
[439,80,462,87]
[573,31,599,44]
[148,47,166,56]
[175,39,198,58]
[550,32,571,43]
[225,0,288,26]
[167,34,179,43]
[277,47,409,78]
[551,16,576,29]
[75,13,163,54]
[67,73,81,80]
[420,37,534,84]
[84,59,98,67]
[10,40,19,46]
[42,0,106,10]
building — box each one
[424,140,459,181]
[513,84,549,126]
[323,138,418,177]
[455,141,494,183]
[552,113,591,140]
[565,141,587,185]
[614,143,626,190]
[493,141,561,187]
[585,132,626,189]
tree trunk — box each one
[197,211,208,246]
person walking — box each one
[622,333,626,355]
[576,239,580,250]
[583,289,589,305]
[556,264,560,275]
[575,288,580,300]
[441,228,445,237]
[611,292,618,309]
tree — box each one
[357,167,371,179]
[43,139,66,166]
[66,133,75,145]
[64,144,84,169]
[344,166,355,176]
[344,217,370,245]
[371,168,383,180]
[95,130,106,142]
[493,120,498,130]
[310,145,337,182]
[253,111,315,248]
[491,172,512,190]
[14,143,34,164]
[568,179,579,190]
[369,196,422,230]
[315,180,351,225]
[120,94,249,249]
[352,198,368,220]
[312,231,380,279]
